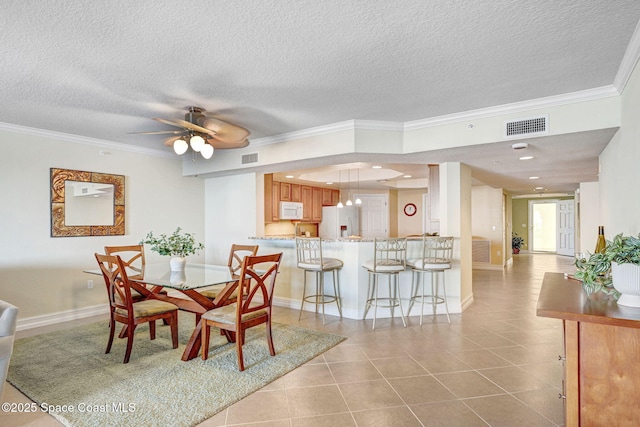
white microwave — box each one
[280,201,303,220]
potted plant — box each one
[574,233,640,306]
[512,233,524,254]
[140,227,204,271]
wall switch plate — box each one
[87,280,94,289]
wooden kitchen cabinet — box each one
[322,188,341,206]
[322,188,332,205]
[290,184,301,202]
[312,187,323,221]
[537,273,640,426]
[280,182,291,201]
[271,182,280,221]
[301,185,313,222]
[263,174,280,223]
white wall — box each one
[578,181,600,252]
[204,173,258,264]
[0,128,204,320]
[600,62,640,236]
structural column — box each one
[439,162,473,311]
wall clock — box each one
[403,203,417,216]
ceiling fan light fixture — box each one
[190,134,205,152]
[173,139,188,155]
[200,143,214,159]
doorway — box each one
[528,199,575,255]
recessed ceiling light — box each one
[378,179,388,183]
[404,175,412,178]
[535,187,544,190]
[285,175,294,179]
[529,176,539,180]
[372,165,382,169]
[519,156,534,160]
[326,182,333,185]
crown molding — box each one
[613,19,640,93]
[0,121,173,158]
[404,86,619,131]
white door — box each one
[557,200,575,256]
[358,194,388,238]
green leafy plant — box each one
[512,233,524,250]
[140,227,204,257]
[574,233,640,298]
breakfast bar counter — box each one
[250,236,461,320]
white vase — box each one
[612,262,640,307]
[169,256,186,271]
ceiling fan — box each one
[133,107,250,159]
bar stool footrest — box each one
[303,294,338,304]
[410,295,445,305]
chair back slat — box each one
[420,236,454,265]
[95,253,134,314]
[295,237,323,266]
[228,244,259,277]
[104,245,145,277]
[372,238,407,272]
[237,253,282,321]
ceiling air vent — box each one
[241,152,258,165]
[504,114,548,139]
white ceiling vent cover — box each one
[241,152,258,165]
[504,115,548,139]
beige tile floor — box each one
[1,253,574,426]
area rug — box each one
[7,313,345,427]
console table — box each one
[537,272,640,427]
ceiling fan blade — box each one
[197,117,250,143]
[151,117,214,136]
[164,136,183,147]
[207,138,250,150]
[128,130,184,135]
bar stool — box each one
[295,237,343,324]
[362,238,407,329]
[407,236,454,324]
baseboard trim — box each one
[17,304,109,332]
[460,293,474,311]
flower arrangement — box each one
[140,227,204,258]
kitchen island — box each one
[251,236,462,320]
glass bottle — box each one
[594,226,606,254]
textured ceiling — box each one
[2,1,640,194]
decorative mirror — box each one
[50,168,125,237]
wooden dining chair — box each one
[104,244,168,297]
[95,253,179,363]
[198,244,259,301]
[104,244,170,331]
[201,252,282,371]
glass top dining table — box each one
[84,262,239,361]
[131,263,235,290]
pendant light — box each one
[173,138,188,155]
[189,134,205,152]
[336,170,344,208]
[345,169,353,206]
[355,168,362,205]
